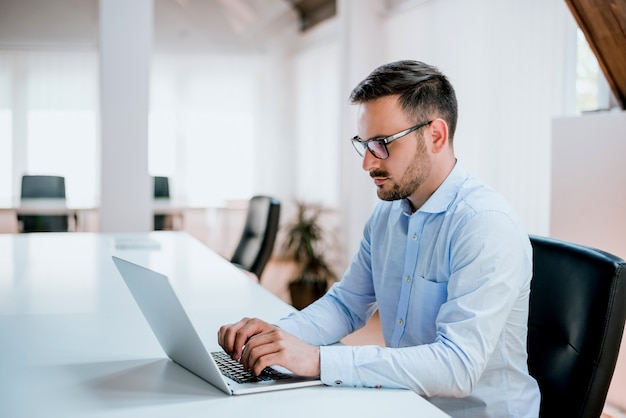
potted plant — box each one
[282,201,337,310]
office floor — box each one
[259,258,625,418]
[605,408,626,418]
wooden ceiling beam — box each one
[565,0,626,109]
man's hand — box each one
[218,317,320,377]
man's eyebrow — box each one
[360,133,388,142]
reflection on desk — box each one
[0,232,450,418]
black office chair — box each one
[153,176,170,230]
[230,195,281,280]
[18,175,69,233]
[528,235,626,418]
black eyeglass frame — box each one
[351,120,432,160]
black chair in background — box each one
[528,235,626,417]
[18,175,69,233]
[230,195,281,280]
[153,176,170,231]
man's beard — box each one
[371,139,430,202]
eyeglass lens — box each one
[366,141,387,159]
[352,139,387,159]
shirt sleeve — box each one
[276,212,379,345]
[281,209,531,399]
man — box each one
[218,60,541,417]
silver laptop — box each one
[112,256,322,395]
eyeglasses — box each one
[351,120,432,160]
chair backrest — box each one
[153,176,170,198]
[21,175,66,199]
[153,177,170,230]
[528,235,626,417]
[18,175,69,232]
[230,195,281,280]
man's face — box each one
[356,96,432,204]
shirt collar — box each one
[396,162,469,220]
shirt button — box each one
[397,319,404,326]
[411,234,417,240]
[405,276,411,283]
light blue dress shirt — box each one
[277,163,541,417]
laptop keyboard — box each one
[211,351,293,384]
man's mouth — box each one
[370,170,389,187]
[372,177,387,186]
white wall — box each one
[0,0,587,255]
[383,0,572,236]
[278,0,574,270]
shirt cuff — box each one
[320,345,356,387]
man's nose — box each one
[362,149,380,172]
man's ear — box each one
[429,118,449,154]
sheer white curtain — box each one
[150,53,259,207]
[293,43,341,208]
[0,54,11,202]
[0,49,260,209]
[0,50,99,206]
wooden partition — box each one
[551,110,626,412]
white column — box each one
[337,0,384,267]
[99,0,152,232]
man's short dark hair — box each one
[349,60,458,141]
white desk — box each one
[152,199,208,231]
[0,197,206,232]
[0,232,449,418]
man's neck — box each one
[407,158,457,212]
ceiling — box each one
[0,0,336,52]
[287,0,336,31]
[153,0,298,52]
